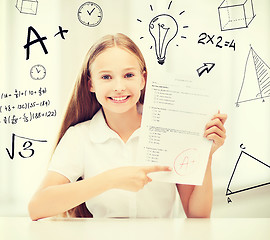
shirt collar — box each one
[88,109,141,144]
[88,109,119,143]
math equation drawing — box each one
[226,145,270,198]
[218,0,256,31]
[236,46,270,106]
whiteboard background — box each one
[0,0,269,217]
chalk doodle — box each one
[137,1,188,65]
[0,87,47,100]
[149,14,178,65]
[0,87,56,125]
[174,148,197,176]
[218,0,256,31]
[23,26,48,60]
[236,46,270,106]
[16,0,38,15]
[2,110,57,125]
[226,144,270,201]
[196,63,215,77]
[198,32,236,51]
[54,26,69,40]
[77,2,103,27]
[24,26,69,60]
[30,64,46,80]
[5,133,47,160]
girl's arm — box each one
[28,165,171,221]
[176,112,227,218]
[176,155,213,218]
[28,171,111,221]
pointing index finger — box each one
[143,165,172,174]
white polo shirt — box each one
[49,109,182,218]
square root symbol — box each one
[218,0,256,31]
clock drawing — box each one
[77,2,103,27]
[30,64,46,80]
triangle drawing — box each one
[236,46,270,106]
[226,150,270,196]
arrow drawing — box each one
[196,63,215,77]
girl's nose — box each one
[113,78,126,92]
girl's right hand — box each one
[105,166,171,192]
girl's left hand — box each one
[204,111,227,157]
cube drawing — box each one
[16,0,38,15]
[218,0,255,31]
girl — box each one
[28,33,227,221]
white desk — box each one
[1,217,270,240]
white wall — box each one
[0,0,269,217]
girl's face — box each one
[89,46,146,115]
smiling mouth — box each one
[108,95,130,103]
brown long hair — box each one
[52,33,147,217]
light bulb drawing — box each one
[137,1,188,65]
[149,14,178,65]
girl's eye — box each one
[125,73,134,78]
[101,75,111,80]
